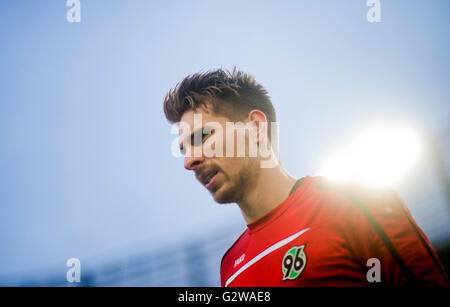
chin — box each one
[212,186,236,204]
[212,193,232,204]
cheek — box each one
[225,131,255,158]
[221,157,248,178]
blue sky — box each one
[0,1,449,278]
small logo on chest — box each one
[234,253,245,268]
[282,245,307,281]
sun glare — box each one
[318,124,422,188]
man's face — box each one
[179,106,259,204]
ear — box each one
[247,109,268,145]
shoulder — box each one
[220,228,250,286]
[298,176,372,218]
[304,176,407,231]
[220,228,248,268]
[309,176,400,211]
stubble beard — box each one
[212,158,260,205]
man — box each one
[163,68,449,287]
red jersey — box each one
[220,176,449,287]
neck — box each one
[237,163,297,225]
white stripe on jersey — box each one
[225,228,310,287]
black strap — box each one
[316,180,420,286]
[343,190,419,286]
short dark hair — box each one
[163,67,277,140]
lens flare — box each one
[318,124,422,187]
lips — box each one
[197,169,219,187]
[204,171,217,185]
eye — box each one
[192,130,213,147]
[202,130,215,145]
[203,129,214,142]
[179,145,186,156]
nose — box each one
[184,154,205,171]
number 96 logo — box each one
[282,245,307,281]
